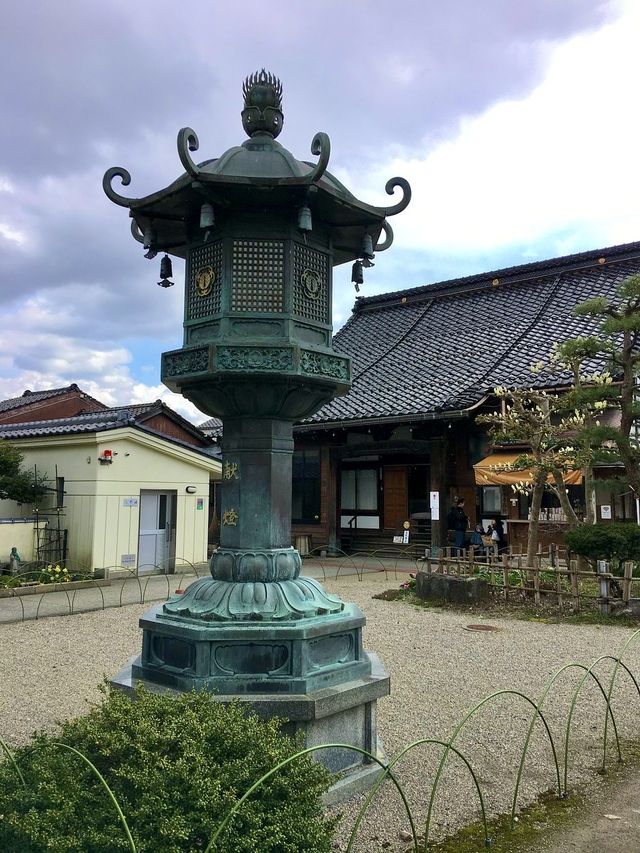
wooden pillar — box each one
[430,436,446,549]
[326,447,339,552]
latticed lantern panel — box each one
[230,240,285,312]
[293,243,329,323]
[187,241,224,320]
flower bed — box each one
[0,578,111,598]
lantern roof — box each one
[103,69,410,265]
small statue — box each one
[9,547,21,575]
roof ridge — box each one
[353,239,640,310]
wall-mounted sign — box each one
[392,535,403,544]
[121,554,136,565]
[430,491,440,521]
[600,504,612,520]
[403,529,410,544]
[123,497,138,507]
[196,498,204,511]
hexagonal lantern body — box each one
[163,208,350,424]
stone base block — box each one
[112,651,390,804]
[416,570,489,603]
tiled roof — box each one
[0,384,105,413]
[199,417,223,437]
[0,405,214,458]
[305,240,640,428]
[0,410,134,438]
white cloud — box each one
[0,222,27,246]
[357,0,640,257]
[0,297,206,424]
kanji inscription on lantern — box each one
[222,508,239,526]
[195,265,215,297]
[300,268,321,300]
[223,460,239,480]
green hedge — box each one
[0,686,335,852]
[565,522,640,575]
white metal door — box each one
[138,491,175,572]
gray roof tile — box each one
[306,241,640,427]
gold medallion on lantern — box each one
[195,265,215,297]
[300,268,321,300]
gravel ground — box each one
[1,571,640,851]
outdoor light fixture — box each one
[157,254,174,288]
[199,202,215,229]
[105,68,412,798]
[185,486,197,494]
[297,204,312,232]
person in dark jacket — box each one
[447,498,469,555]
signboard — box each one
[123,497,138,507]
[430,491,440,520]
[196,498,204,511]
[392,535,403,544]
[600,504,612,520]
[403,529,410,544]
[121,554,136,566]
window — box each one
[481,486,501,514]
[341,468,378,511]
[292,449,321,524]
[56,476,65,508]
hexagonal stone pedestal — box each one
[111,598,390,803]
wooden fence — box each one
[424,545,637,614]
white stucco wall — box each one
[0,429,220,571]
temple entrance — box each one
[383,466,408,529]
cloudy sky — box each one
[1,0,638,423]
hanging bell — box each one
[298,205,312,232]
[157,254,174,288]
[199,202,215,229]
[351,259,364,290]
[362,233,374,259]
[143,225,156,250]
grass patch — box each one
[373,588,640,628]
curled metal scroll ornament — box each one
[308,132,331,184]
[375,220,394,253]
[102,167,134,207]
[372,176,412,217]
[177,127,201,178]
[130,219,145,244]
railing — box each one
[0,558,207,624]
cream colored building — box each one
[0,409,221,573]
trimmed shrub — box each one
[565,522,640,576]
[0,686,335,852]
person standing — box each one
[447,497,469,555]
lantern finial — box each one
[241,69,284,138]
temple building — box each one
[285,240,640,554]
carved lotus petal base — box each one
[210,546,301,582]
[162,575,345,622]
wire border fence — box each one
[0,557,208,624]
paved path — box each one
[519,765,640,852]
